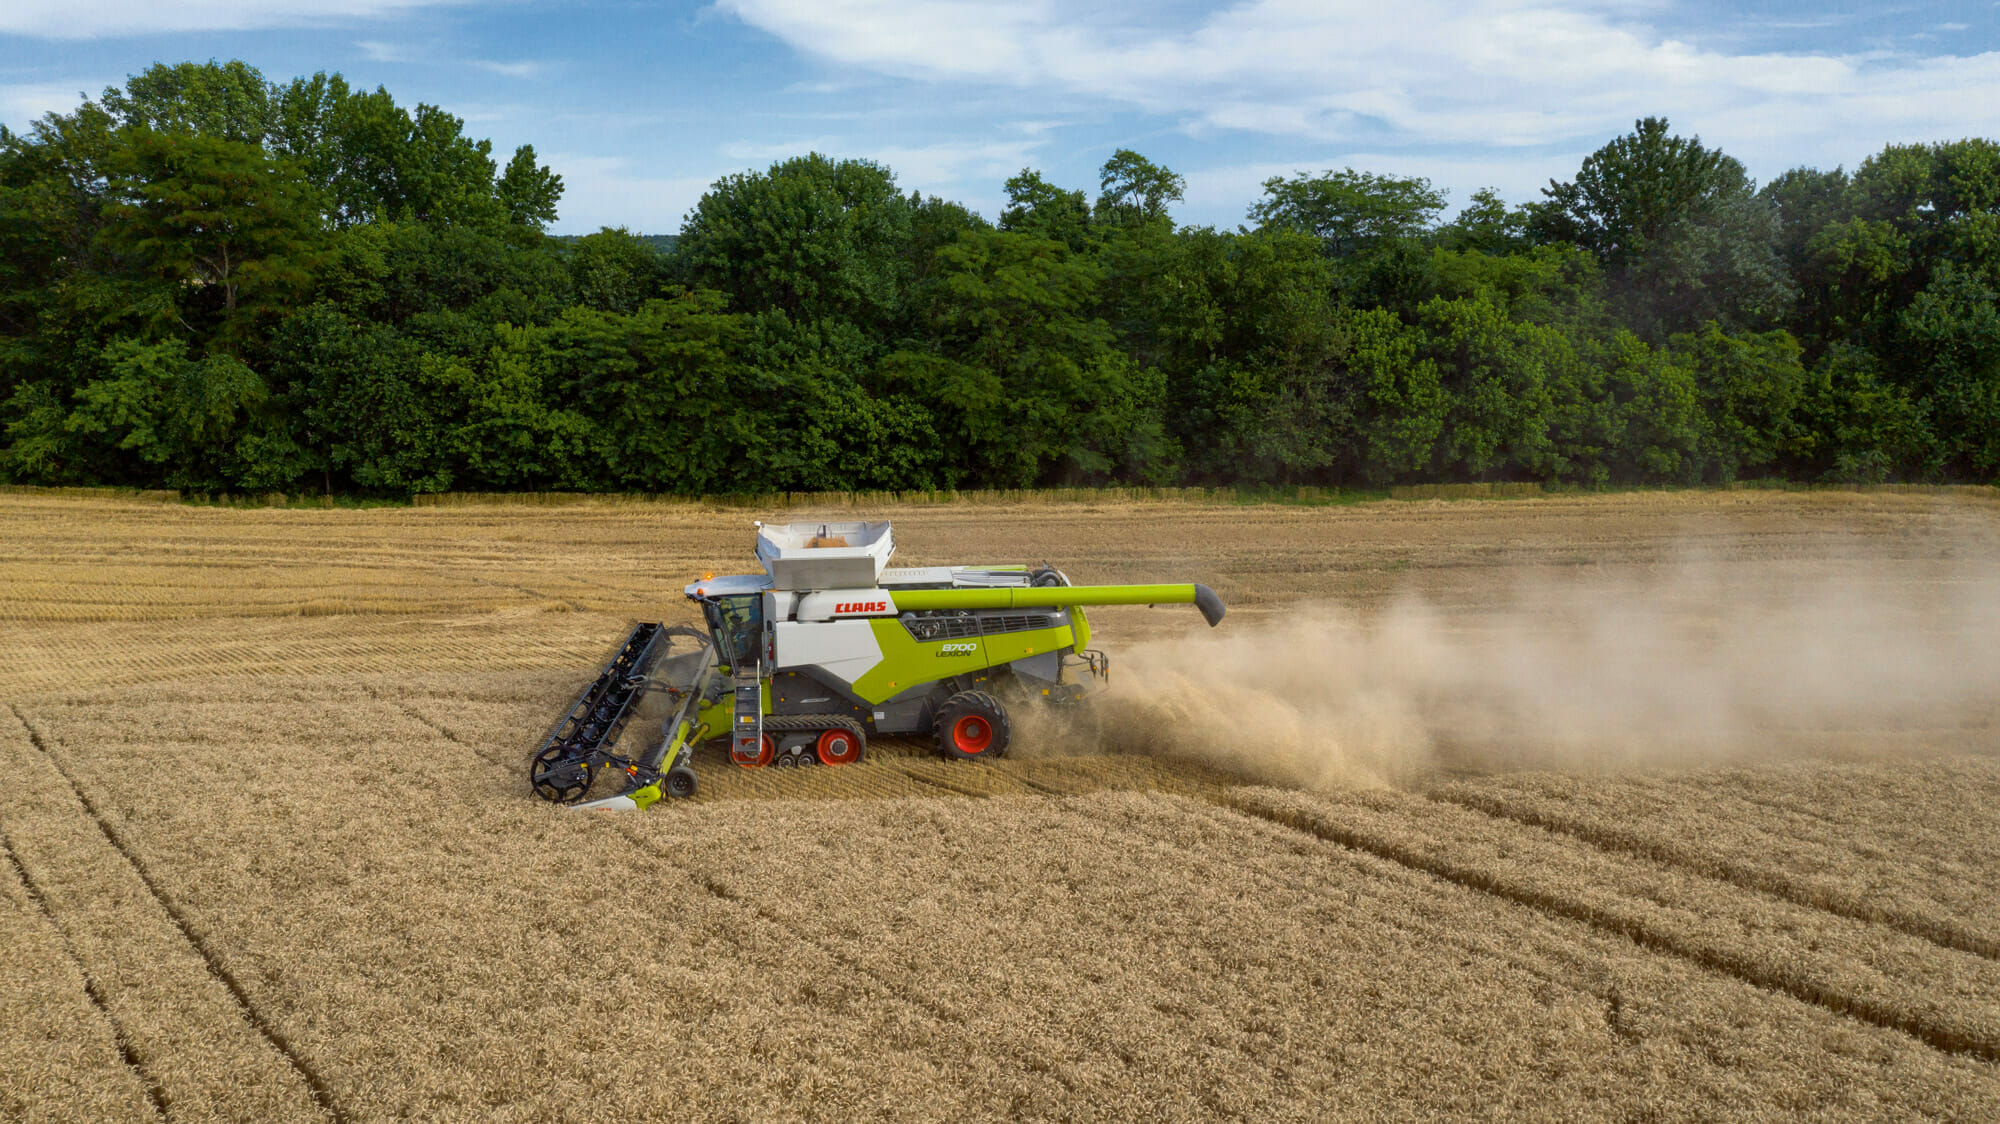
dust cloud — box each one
[1022,541,2000,789]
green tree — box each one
[496,144,563,230]
[680,153,912,326]
[102,130,323,324]
[1894,263,2000,480]
[566,227,665,313]
[273,305,452,493]
[487,292,745,491]
[1551,330,1704,485]
[98,60,275,144]
[1531,117,1793,339]
[887,230,1165,485]
[63,336,306,489]
[1249,168,1445,256]
[1411,297,1561,480]
[1094,149,1184,228]
[1668,324,1810,481]
[999,169,1092,251]
[1795,343,1932,483]
[1437,188,1531,255]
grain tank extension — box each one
[528,520,1225,810]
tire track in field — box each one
[659,853,1086,1092]
[1431,788,2000,962]
[403,706,1091,1093]
[379,693,518,772]
[7,704,349,1124]
[891,763,991,798]
[1212,788,2000,1065]
[402,703,1106,1093]
[0,832,168,1121]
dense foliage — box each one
[4,62,1997,494]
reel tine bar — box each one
[530,622,666,802]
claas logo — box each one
[833,601,888,614]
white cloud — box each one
[0,81,98,126]
[355,39,417,63]
[865,138,1047,186]
[1,0,471,39]
[472,59,547,79]
[714,0,2000,162]
[543,153,722,235]
[718,136,842,162]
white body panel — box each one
[756,520,894,590]
[683,574,769,597]
[880,566,1039,588]
[773,620,885,685]
[793,589,900,622]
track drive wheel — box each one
[731,733,775,769]
[816,725,864,766]
[934,690,1010,761]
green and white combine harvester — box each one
[528,520,1226,810]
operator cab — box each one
[685,573,769,672]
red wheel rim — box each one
[734,733,775,768]
[817,729,861,766]
[951,715,993,754]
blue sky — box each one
[4,1,1997,235]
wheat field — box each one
[3,488,1999,1122]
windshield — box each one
[702,594,763,670]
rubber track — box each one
[1432,788,2000,962]
[1212,789,2000,1064]
[8,704,348,1123]
[0,830,168,1121]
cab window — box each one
[702,594,763,669]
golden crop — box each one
[2,489,1997,1121]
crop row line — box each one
[399,700,1099,1096]
[7,704,349,1124]
[1216,788,2000,1064]
[1432,787,2000,962]
[0,828,169,1121]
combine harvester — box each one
[529,520,1225,810]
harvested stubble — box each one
[0,707,329,1123]
[18,675,2000,1121]
[1435,759,2000,958]
[0,831,160,1124]
[1222,784,2000,1061]
[5,490,2000,1121]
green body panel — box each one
[695,697,730,739]
[1071,605,1091,653]
[848,619,1074,705]
[692,679,762,743]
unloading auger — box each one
[528,520,1225,810]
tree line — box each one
[3,61,1996,495]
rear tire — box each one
[933,690,1010,760]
